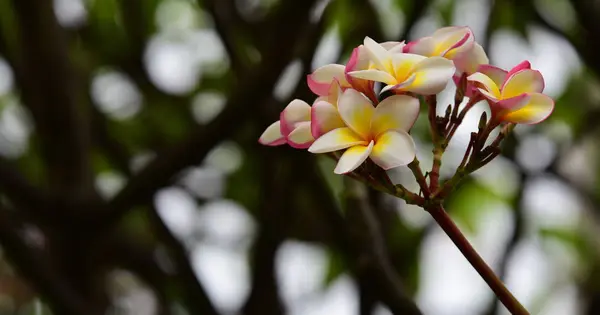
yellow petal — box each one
[501,69,545,99]
[337,89,374,139]
[500,93,554,124]
[468,72,501,98]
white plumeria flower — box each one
[348,37,456,95]
[308,89,419,174]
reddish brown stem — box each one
[427,205,529,315]
[408,160,430,197]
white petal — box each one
[308,127,367,153]
[363,36,392,72]
[380,41,406,53]
[405,37,436,56]
[371,95,420,137]
[337,89,374,139]
[454,43,489,74]
[311,100,345,138]
[258,120,286,146]
[370,130,416,170]
[334,141,374,174]
[310,64,349,85]
[405,56,455,95]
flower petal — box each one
[371,95,420,137]
[311,100,345,138]
[337,89,374,139]
[438,27,473,59]
[363,36,393,73]
[307,64,348,96]
[468,72,501,98]
[370,130,416,170]
[258,120,287,146]
[495,93,531,111]
[348,69,397,86]
[404,56,455,95]
[380,41,406,53]
[308,127,368,153]
[334,141,374,174]
[404,37,436,56]
[477,64,507,87]
[505,60,531,81]
[287,121,315,149]
[501,69,545,99]
[454,43,489,75]
[280,99,311,136]
[500,93,554,124]
[391,53,427,81]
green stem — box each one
[427,205,530,315]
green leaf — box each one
[323,250,347,287]
[539,226,593,263]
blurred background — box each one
[0,0,595,314]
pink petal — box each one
[505,60,531,82]
[280,99,311,136]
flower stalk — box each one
[426,205,529,315]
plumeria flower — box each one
[308,89,419,174]
[344,40,405,101]
[404,26,475,61]
[258,99,316,148]
[307,64,350,98]
[348,37,455,95]
[467,61,554,124]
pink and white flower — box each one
[308,89,419,174]
[348,37,455,95]
[258,99,316,148]
[467,61,554,124]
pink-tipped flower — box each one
[307,64,351,97]
[344,40,404,100]
[258,99,316,148]
[308,89,419,174]
[406,26,489,76]
[404,26,474,60]
[467,61,554,124]
[348,37,456,95]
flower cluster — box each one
[259,26,554,177]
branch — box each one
[146,204,220,315]
[299,157,422,315]
[9,0,94,196]
[426,205,529,315]
[100,0,322,229]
